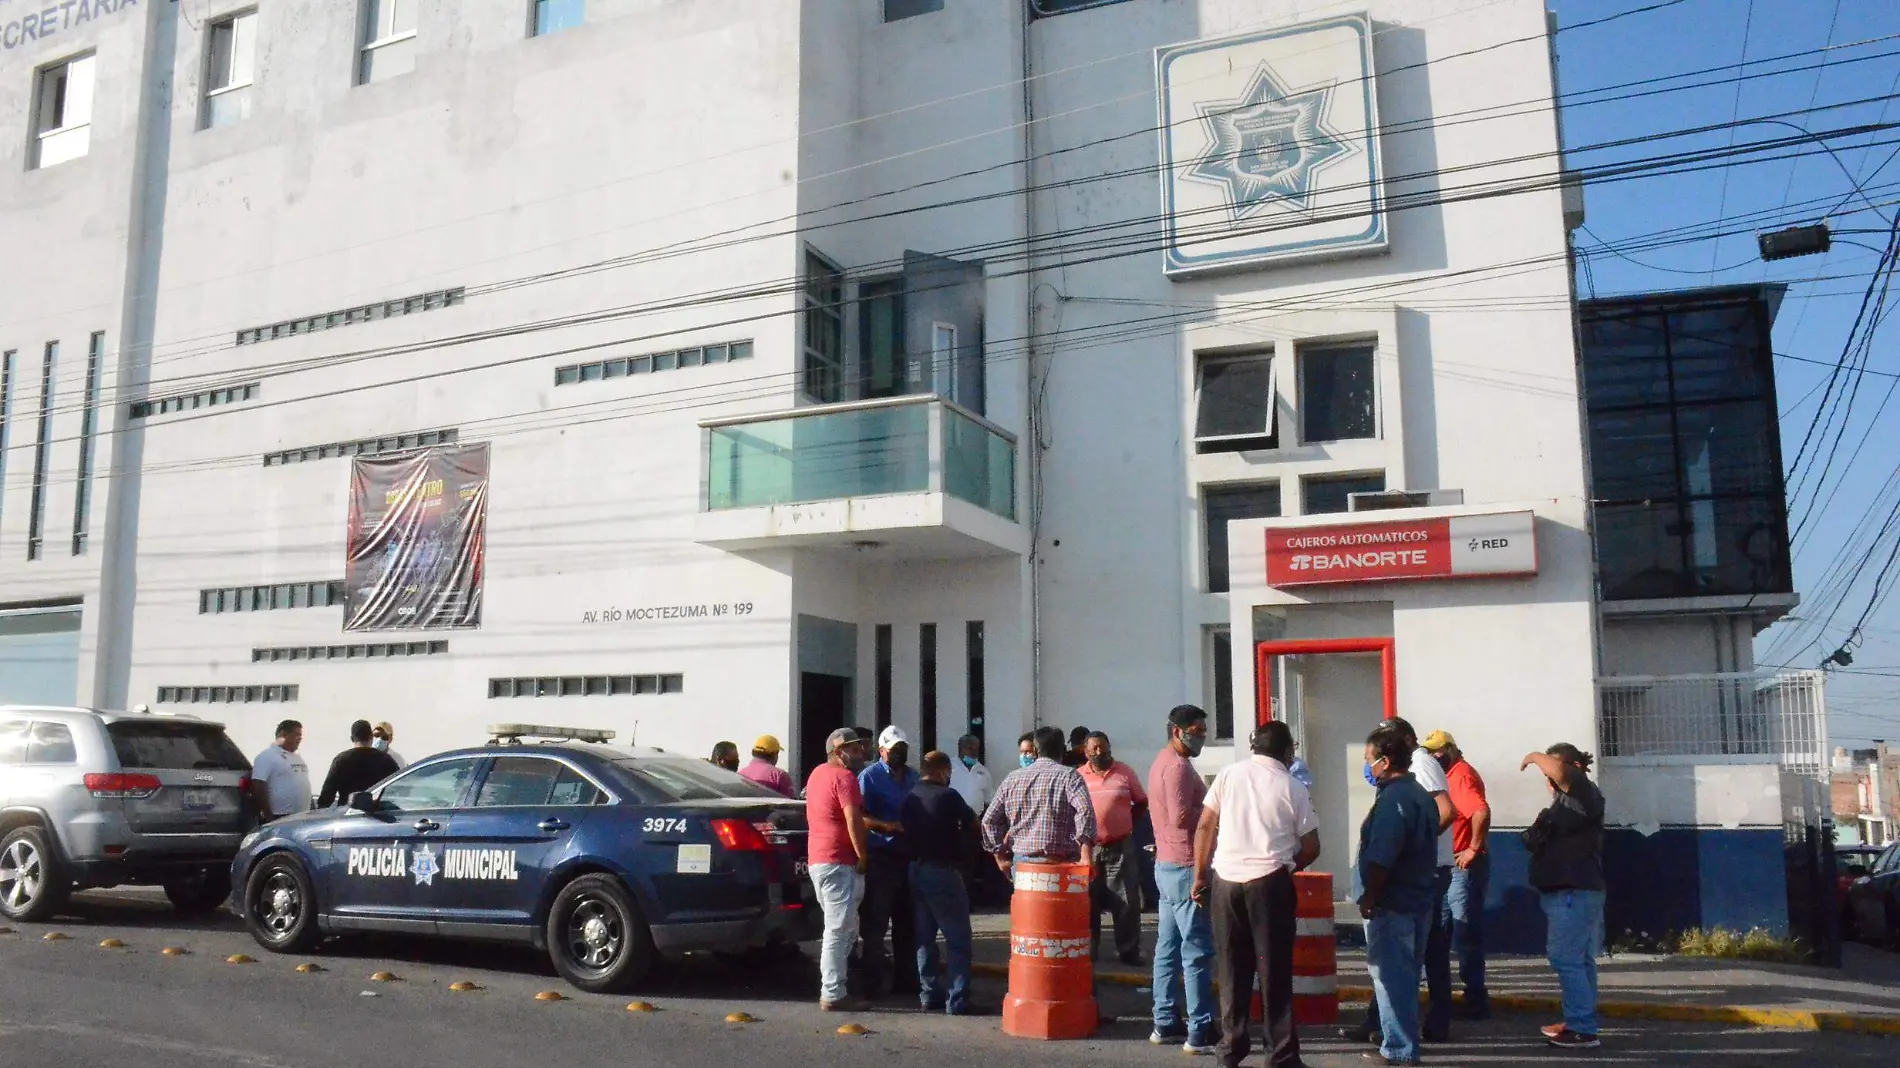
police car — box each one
[228,724,817,993]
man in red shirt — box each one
[806,727,871,1011]
[1081,730,1148,966]
[1147,704,1217,1052]
[1423,730,1492,1020]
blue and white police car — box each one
[229,724,817,992]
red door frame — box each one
[1254,638,1397,730]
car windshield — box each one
[107,721,250,771]
[614,757,784,802]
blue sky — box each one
[1552,0,1900,749]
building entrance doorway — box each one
[1254,638,1396,899]
[798,672,851,787]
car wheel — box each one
[0,826,71,923]
[243,854,320,954]
[546,873,654,994]
[164,867,233,917]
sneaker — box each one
[1150,1028,1189,1046]
[820,996,867,1012]
[1182,1031,1217,1055]
[1337,1026,1377,1044]
[1547,1029,1601,1050]
[1540,1022,1567,1039]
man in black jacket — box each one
[317,719,401,807]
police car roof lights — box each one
[486,723,617,745]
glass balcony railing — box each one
[704,396,1017,522]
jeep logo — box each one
[192,773,215,782]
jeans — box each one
[1448,853,1491,1012]
[1152,861,1216,1037]
[1365,908,1432,1065]
[911,861,973,1012]
[1211,869,1301,1068]
[859,850,917,994]
[1542,889,1604,1036]
[1090,836,1142,961]
[1360,865,1452,1040]
[810,861,864,1004]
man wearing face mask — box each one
[1080,730,1148,966]
[948,734,994,813]
[371,722,406,769]
[857,725,921,998]
[1147,704,1217,1053]
[807,727,872,1011]
[1016,732,1037,768]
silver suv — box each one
[0,706,253,922]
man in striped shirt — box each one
[981,726,1097,870]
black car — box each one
[1843,841,1900,947]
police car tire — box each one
[546,874,654,994]
[0,825,71,923]
[245,855,321,954]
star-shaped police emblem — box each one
[1184,63,1354,222]
[411,843,439,887]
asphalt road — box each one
[0,892,1892,1068]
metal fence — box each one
[1596,670,1828,776]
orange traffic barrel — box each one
[1250,871,1339,1026]
[1002,860,1097,1040]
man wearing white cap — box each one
[858,725,921,997]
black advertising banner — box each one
[345,444,488,631]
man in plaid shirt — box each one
[982,726,1098,868]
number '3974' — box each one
[642,817,689,834]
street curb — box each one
[970,964,1900,1036]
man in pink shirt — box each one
[1081,730,1148,966]
[739,735,797,798]
[806,727,870,1011]
[1147,704,1217,1052]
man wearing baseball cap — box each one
[858,725,921,998]
[739,735,797,798]
[1423,729,1492,1020]
[807,727,871,1011]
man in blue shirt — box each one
[1355,724,1440,1067]
[858,725,920,997]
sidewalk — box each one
[969,912,1900,1034]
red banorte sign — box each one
[1264,511,1537,587]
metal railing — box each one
[1596,670,1828,777]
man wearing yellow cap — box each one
[739,735,797,799]
[1422,729,1492,1021]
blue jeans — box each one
[1448,853,1490,1012]
[911,861,973,1013]
[1366,909,1431,1065]
[1362,866,1453,1039]
[1151,861,1215,1036]
[1542,889,1604,1036]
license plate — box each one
[182,789,216,812]
[794,859,810,878]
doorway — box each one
[798,672,851,787]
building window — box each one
[71,332,103,555]
[264,427,457,466]
[130,381,259,420]
[0,352,14,537]
[1300,344,1377,443]
[200,580,345,614]
[1206,626,1234,740]
[1195,351,1276,454]
[1302,472,1385,516]
[874,624,893,731]
[156,684,299,704]
[204,12,258,129]
[919,623,938,754]
[489,672,679,697]
[33,54,95,169]
[26,342,57,561]
[859,279,905,399]
[966,621,985,741]
[554,340,750,386]
[885,0,944,20]
[1203,482,1281,593]
[803,250,846,403]
[359,0,418,84]
[253,640,446,663]
[235,288,463,346]
[930,323,961,402]
[532,0,585,37]
[1031,0,1131,15]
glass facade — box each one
[1580,289,1791,601]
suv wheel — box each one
[165,867,233,917]
[243,854,320,953]
[0,826,70,923]
[546,873,654,994]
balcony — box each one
[695,396,1026,558]
[1597,670,1827,776]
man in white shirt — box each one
[250,719,312,823]
[1191,720,1320,1068]
[948,734,993,812]
[1346,716,1457,1048]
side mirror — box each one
[348,791,378,813]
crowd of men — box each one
[789,710,1606,1067]
[248,717,407,822]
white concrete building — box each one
[2,0,1657,927]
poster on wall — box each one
[345,443,489,631]
[1155,14,1387,276]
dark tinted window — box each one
[476,757,605,807]
[379,759,479,812]
[0,720,29,765]
[616,757,781,802]
[1203,482,1281,594]
[1196,355,1275,453]
[1300,345,1376,442]
[1302,473,1385,516]
[107,722,249,770]
[27,722,76,764]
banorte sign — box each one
[1265,510,1537,587]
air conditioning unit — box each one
[1348,488,1465,512]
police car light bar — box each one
[486,724,617,744]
